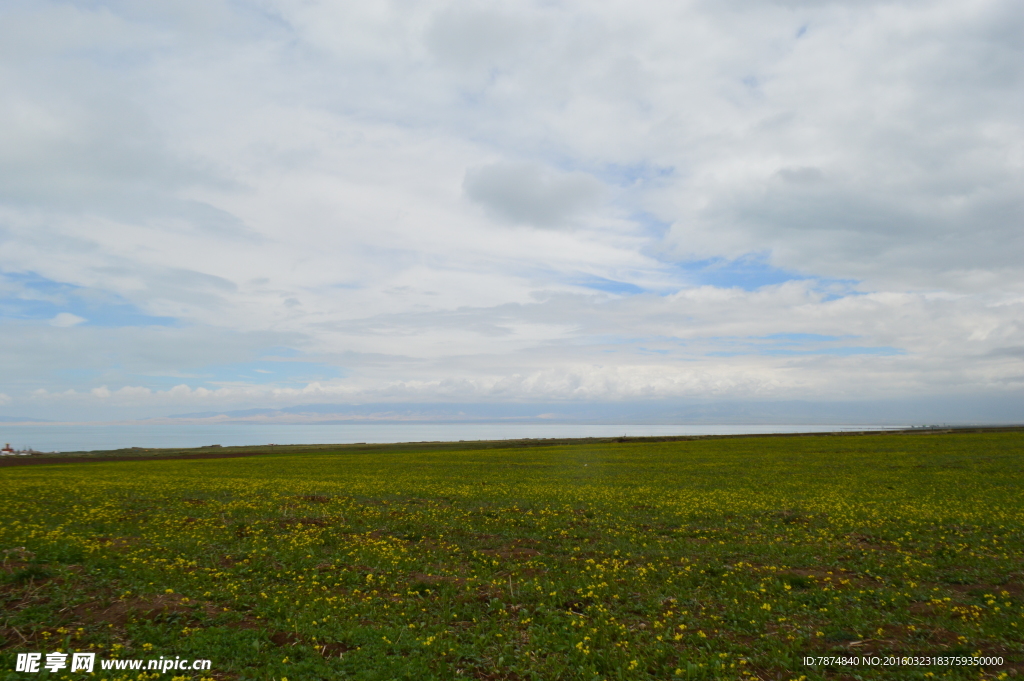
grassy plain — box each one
[1,431,1023,680]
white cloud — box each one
[0,0,1021,420]
[49,312,86,327]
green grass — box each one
[2,431,1023,680]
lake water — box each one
[0,423,906,453]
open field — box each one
[2,431,1023,680]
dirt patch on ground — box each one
[474,538,544,561]
[0,626,35,649]
[772,510,816,525]
[269,631,301,646]
[516,567,548,577]
[72,594,220,627]
[829,623,962,653]
[278,516,330,528]
[237,621,358,658]
[201,611,362,661]
[780,568,875,590]
[480,546,542,560]
[846,533,894,552]
[742,663,808,681]
[908,601,940,616]
[91,536,142,550]
[0,451,276,467]
[409,571,466,587]
[318,641,357,657]
[366,530,401,540]
[466,668,527,681]
[296,495,332,504]
[945,582,1024,598]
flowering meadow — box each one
[1,431,1023,680]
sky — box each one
[1,0,1022,423]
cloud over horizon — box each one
[0,0,1021,422]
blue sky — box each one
[0,0,1022,422]
[0,271,176,328]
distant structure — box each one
[1,443,35,456]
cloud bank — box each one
[0,0,1021,422]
